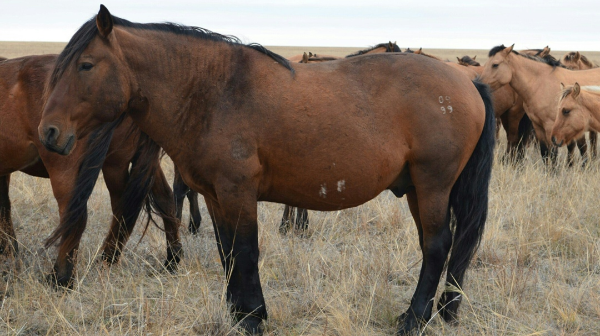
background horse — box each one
[38,6,494,335]
[480,44,600,166]
[456,54,534,162]
[0,54,182,287]
[560,51,599,159]
[552,83,600,148]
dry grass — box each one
[0,42,599,335]
[0,134,599,336]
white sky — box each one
[1,1,599,50]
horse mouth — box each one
[44,135,76,155]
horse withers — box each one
[38,6,495,335]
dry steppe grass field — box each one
[0,42,599,335]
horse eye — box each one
[562,109,571,115]
[492,63,499,69]
[78,62,94,71]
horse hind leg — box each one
[398,188,453,335]
[173,165,201,234]
[0,175,17,255]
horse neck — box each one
[581,90,600,131]
[116,29,248,156]
[506,53,560,109]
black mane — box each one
[345,42,401,58]
[50,15,293,89]
[488,45,564,68]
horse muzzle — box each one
[39,125,76,155]
[551,136,564,147]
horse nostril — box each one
[45,126,60,144]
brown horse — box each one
[560,52,598,159]
[480,44,600,166]
[552,84,600,147]
[0,54,182,287]
[281,41,402,234]
[288,41,400,63]
[39,6,494,335]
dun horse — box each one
[39,6,494,335]
[560,51,598,159]
[456,54,533,162]
[480,44,600,166]
[0,54,182,287]
[552,84,600,147]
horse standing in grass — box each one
[560,51,599,159]
[0,54,182,287]
[38,6,494,334]
[456,55,533,162]
[480,44,600,166]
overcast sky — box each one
[1,1,599,50]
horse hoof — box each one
[46,272,73,289]
[396,312,421,335]
[237,316,264,335]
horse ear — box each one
[457,57,461,62]
[504,44,514,54]
[415,48,422,54]
[96,4,114,38]
[540,46,550,57]
[574,51,581,62]
[309,52,313,57]
[473,55,477,60]
[573,82,581,98]
[302,52,309,63]
[560,83,565,90]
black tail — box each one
[438,80,495,321]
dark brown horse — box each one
[39,6,494,335]
[0,54,182,287]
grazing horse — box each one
[456,55,533,162]
[0,54,182,287]
[552,84,600,147]
[560,52,599,159]
[480,44,600,166]
[38,6,494,335]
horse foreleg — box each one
[398,189,452,335]
[567,141,577,167]
[0,175,17,255]
[576,136,589,166]
[150,167,182,273]
[205,184,266,334]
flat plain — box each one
[0,42,599,335]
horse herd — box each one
[0,5,596,335]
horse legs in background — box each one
[589,131,598,160]
[540,141,558,167]
[173,165,202,234]
[575,136,589,167]
[279,205,309,235]
[149,167,182,272]
[0,175,17,255]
